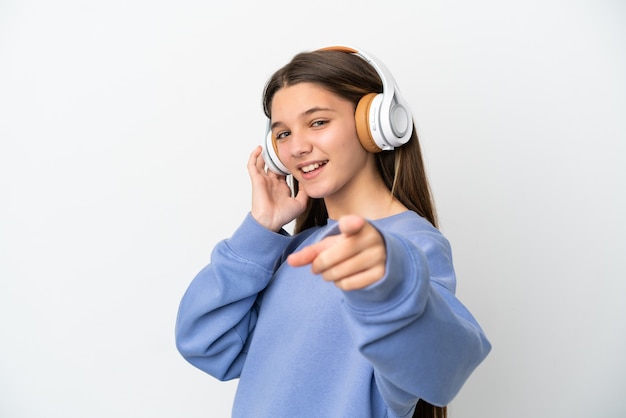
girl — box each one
[175,46,491,418]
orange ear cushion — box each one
[270,132,280,165]
[355,93,382,153]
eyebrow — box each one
[270,107,336,131]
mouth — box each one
[300,161,328,174]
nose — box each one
[288,129,313,158]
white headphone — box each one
[262,45,413,176]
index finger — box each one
[287,234,338,267]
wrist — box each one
[250,211,281,232]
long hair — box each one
[262,49,445,418]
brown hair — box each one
[262,49,445,418]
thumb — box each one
[294,186,309,208]
[338,214,366,237]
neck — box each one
[325,177,408,221]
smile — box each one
[300,161,328,173]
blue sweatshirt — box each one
[175,211,491,418]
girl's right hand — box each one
[247,146,309,232]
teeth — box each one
[302,162,324,173]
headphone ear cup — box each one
[262,129,290,175]
[355,92,383,153]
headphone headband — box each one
[262,45,413,175]
[317,46,394,105]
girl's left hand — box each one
[287,215,386,291]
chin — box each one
[299,185,328,200]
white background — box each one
[1,1,624,417]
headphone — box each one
[262,45,413,176]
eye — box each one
[275,131,290,141]
[311,119,328,128]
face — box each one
[269,82,376,201]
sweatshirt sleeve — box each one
[175,213,292,381]
[339,225,491,414]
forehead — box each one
[270,82,352,121]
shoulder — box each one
[372,211,451,254]
[373,210,442,237]
[373,211,456,290]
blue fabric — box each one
[176,211,491,418]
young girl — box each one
[175,46,491,418]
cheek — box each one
[276,142,290,164]
[343,132,369,158]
